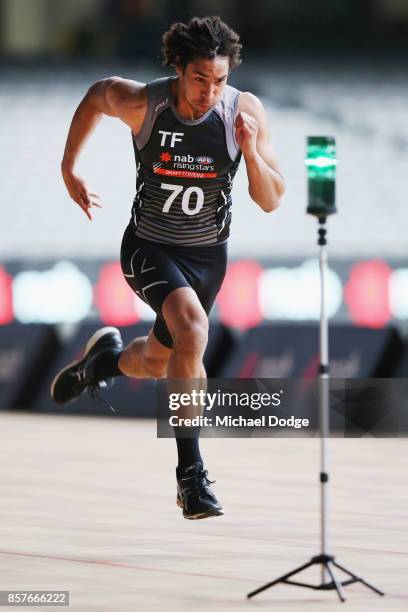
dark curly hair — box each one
[162,16,242,71]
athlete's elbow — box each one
[252,192,281,213]
[249,181,284,213]
[261,197,280,213]
[264,182,285,211]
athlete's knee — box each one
[170,308,209,354]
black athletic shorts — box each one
[120,224,228,348]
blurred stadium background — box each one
[1,3,408,611]
[1,0,408,406]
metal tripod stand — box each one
[247,219,385,602]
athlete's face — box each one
[177,56,230,116]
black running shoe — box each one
[50,327,123,405]
[176,462,224,520]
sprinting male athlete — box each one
[51,16,284,520]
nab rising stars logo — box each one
[153,151,217,179]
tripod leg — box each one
[247,559,316,598]
[326,561,346,602]
[331,560,385,596]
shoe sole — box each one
[50,326,120,404]
[176,497,224,520]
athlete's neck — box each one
[171,78,205,121]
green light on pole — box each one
[306,136,337,218]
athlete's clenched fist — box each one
[61,167,102,221]
[234,111,259,157]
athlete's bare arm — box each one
[61,77,147,219]
[236,92,285,212]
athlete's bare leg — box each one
[117,286,209,382]
[118,329,170,378]
[162,287,208,379]
[118,287,208,380]
[81,287,215,517]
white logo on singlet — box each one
[158,130,184,147]
[155,98,168,113]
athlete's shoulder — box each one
[100,76,148,133]
[237,91,265,117]
[105,76,147,110]
[146,75,173,89]
[132,77,173,147]
[144,76,173,108]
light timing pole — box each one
[247,136,385,603]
